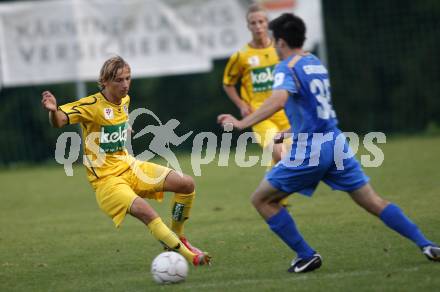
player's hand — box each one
[41,91,58,112]
[273,132,285,144]
[239,104,252,117]
[217,114,243,130]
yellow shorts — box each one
[251,110,290,148]
[91,161,172,228]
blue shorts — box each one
[266,131,369,196]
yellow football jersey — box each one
[223,43,290,146]
[223,43,279,107]
[59,92,134,183]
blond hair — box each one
[246,3,267,21]
[98,56,130,90]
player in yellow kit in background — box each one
[223,4,290,205]
[41,56,210,266]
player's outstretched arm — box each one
[41,91,68,128]
[218,89,288,131]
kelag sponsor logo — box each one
[99,123,127,153]
[251,65,275,92]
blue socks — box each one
[380,203,432,248]
[267,208,315,259]
[267,203,432,259]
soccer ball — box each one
[151,251,189,284]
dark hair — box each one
[269,13,306,48]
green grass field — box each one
[1,135,439,291]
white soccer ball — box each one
[151,251,189,284]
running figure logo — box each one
[128,108,193,176]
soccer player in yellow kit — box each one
[41,56,210,266]
[223,4,290,204]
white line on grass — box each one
[179,267,420,290]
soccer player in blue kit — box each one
[218,13,439,273]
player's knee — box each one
[251,192,264,209]
[179,175,195,194]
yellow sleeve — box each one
[223,51,243,86]
[58,95,97,125]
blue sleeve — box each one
[272,63,297,94]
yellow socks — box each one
[170,192,195,237]
[147,217,195,262]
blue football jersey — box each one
[272,54,338,138]
[266,54,369,196]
